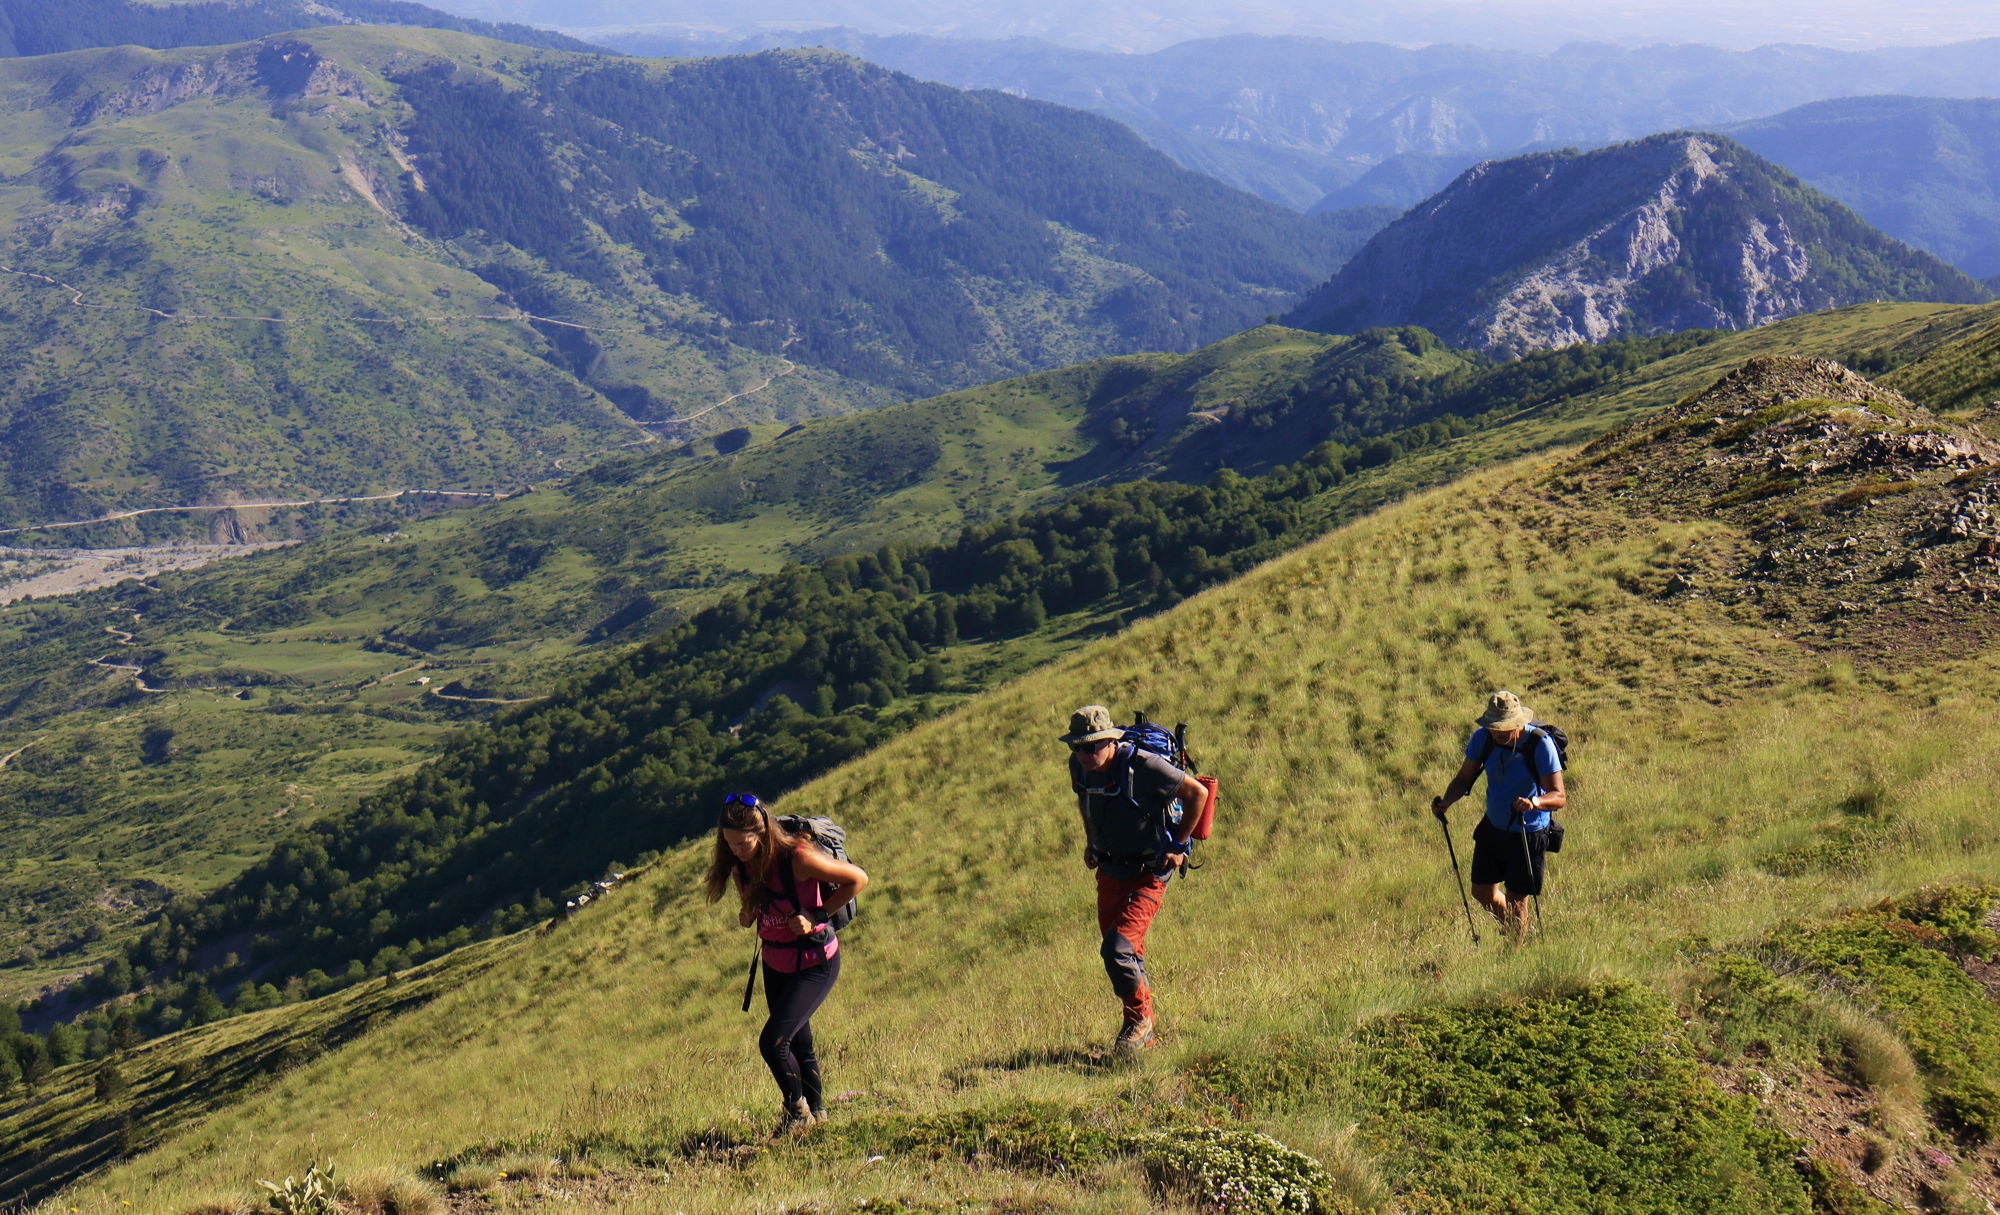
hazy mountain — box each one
[588,30,2000,211]
[1307,97,2000,282]
[0,0,603,56]
[0,28,1356,530]
[440,0,2000,54]
[1726,97,2000,279]
[1286,133,1991,355]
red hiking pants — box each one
[1096,872,1167,1024]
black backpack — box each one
[1477,722,1568,782]
[776,813,857,931]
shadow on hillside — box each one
[946,1043,1112,1085]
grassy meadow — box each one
[24,448,2000,1212]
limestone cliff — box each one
[1285,133,1991,356]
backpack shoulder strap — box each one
[1522,725,1549,785]
[1478,727,1549,784]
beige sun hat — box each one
[1060,704,1124,745]
[1475,690,1533,731]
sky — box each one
[444,0,2000,52]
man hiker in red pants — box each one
[1062,704,1210,1050]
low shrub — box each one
[1127,1126,1334,1215]
[813,1101,1124,1174]
[1928,1082,2000,1145]
[1355,981,1811,1215]
[1795,1157,1898,1215]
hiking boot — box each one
[808,1105,828,1126]
[773,1096,814,1136]
[1114,1016,1156,1051]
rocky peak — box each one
[1286,134,1989,356]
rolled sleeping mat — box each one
[1191,775,1218,840]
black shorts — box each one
[1469,818,1548,896]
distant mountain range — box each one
[0,28,1359,530]
[1728,97,2000,279]
[0,0,603,56]
[443,0,2000,54]
[1286,134,1991,355]
[590,30,2000,214]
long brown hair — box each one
[703,795,797,914]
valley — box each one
[0,10,1997,1214]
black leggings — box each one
[760,950,841,1109]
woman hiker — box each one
[705,792,869,1133]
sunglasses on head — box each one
[723,792,763,809]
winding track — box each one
[0,488,504,538]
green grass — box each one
[14,445,1998,1211]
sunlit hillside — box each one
[18,376,2000,1211]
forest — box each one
[393,53,1360,393]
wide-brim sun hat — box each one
[1060,704,1124,745]
[1475,690,1533,731]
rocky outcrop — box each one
[1555,355,2000,655]
[1285,133,1990,356]
[78,39,376,122]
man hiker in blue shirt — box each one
[1431,690,1566,938]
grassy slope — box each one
[0,303,1988,1002]
[14,357,2000,1211]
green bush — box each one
[1356,982,1811,1215]
[1127,1126,1333,1215]
[1928,1082,2000,1145]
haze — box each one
[437,0,2000,51]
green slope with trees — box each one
[6,402,1999,1211]
[1728,96,2000,280]
[0,27,1362,533]
[7,300,1994,1063]
[0,0,603,57]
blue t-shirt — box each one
[1466,727,1561,832]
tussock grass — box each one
[337,1168,442,1215]
[31,454,2000,1213]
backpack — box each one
[775,813,858,931]
[1477,722,1568,781]
[1075,714,1217,869]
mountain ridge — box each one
[1286,132,1991,355]
[0,28,1360,530]
[593,29,2000,211]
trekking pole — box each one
[1438,814,1479,945]
[1514,811,1545,936]
[740,937,760,1013]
